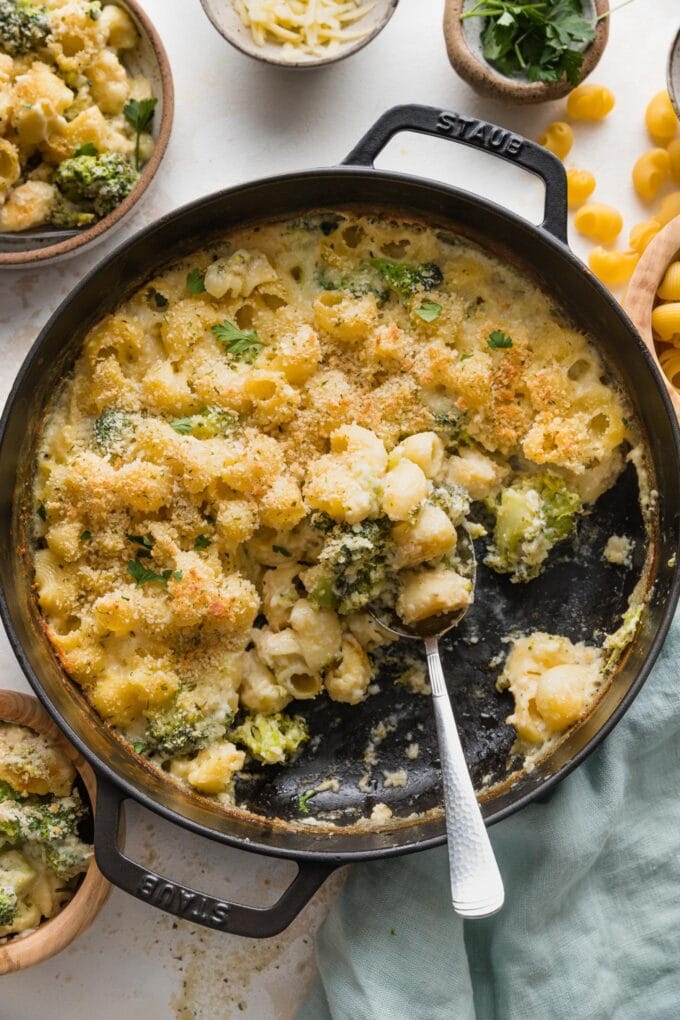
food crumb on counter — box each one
[405,742,420,760]
[603,534,634,567]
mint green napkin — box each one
[298,611,680,1020]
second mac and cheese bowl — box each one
[0,106,678,938]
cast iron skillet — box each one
[0,106,679,938]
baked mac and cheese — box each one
[32,211,642,801]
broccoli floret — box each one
[170,407,236,439]
[49,192,96,230]
[144,700,226,759]
[311,519,391,615]
[0,883,17,927]
[485,475,582,582]
[54,153,139,219]
[93,408,133,452]
[0,0,50,56]
[229,712,309,765]
[0,780,20,802]
[369,258,443,298]
[316,265,390,303]
[431,410,471,446]
[44,834,92,881]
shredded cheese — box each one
[234,0,376,59]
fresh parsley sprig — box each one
[123,97,158,170]
[488,330,513,349]
[127,559,182,588]
[212,320,264,364]
[461,0,601,86]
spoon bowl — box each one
[370,527,504,919]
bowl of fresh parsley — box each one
[444,0,611,104]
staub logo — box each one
[435,112,523,157]
[137,873,231,928]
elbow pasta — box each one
[0,0,155,232]
[645,90,679,145]
[566,168,596,209]
[566,83,615,121]
[651,302,680,343]
[573,202,623,245]
[654,192,680,226]
[629,220,661,254]
[588,247,639,287]
[657,262,680,301]
[632,148,671,201]
[31,211,635,800]
[539,121,573,160]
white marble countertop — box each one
[0,0,678,1015]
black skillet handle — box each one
[342,104,568,244]
[94,778,338,937]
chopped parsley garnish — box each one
[622,417,632,430]
[460,352,473,361]
[272,545,291,557]
[80,530,92,542]
[37,503,47,521]
[415,300,442,322]
[194,534,211,550]
[126,533,154,559]
[127,560,182,588]
[75,142,98,157]
[186,268,206,295]
[146,287,168,309]
[461,0,601,87]
[170,417,193,434]
[123,97,158,170]
[298,790,319,814]
[212,320,264,364]
[132,741,147,754]
[487,329,513,350]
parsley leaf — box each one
[37,503,47,521]
[80,530,92,542]
[126,533,154,559]
[487,329,513,350]
[127,560,182,588]
[132,741,147,754]
[170,417,193,434]
[272,545,291,557]
[75,142,98,157]
[194,534,211,550]
[186,268,206,295]
[146,287,168,309]
[123,97,158,170]
[415,300,442,323]
[460,352,473,361]
[212,320,264,364]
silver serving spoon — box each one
[0,228,80,253]
[371,530,505,919]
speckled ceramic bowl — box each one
[200,0,399,69]
[0,0,174,269]
[444,0,610,104]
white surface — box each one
[0,0,678,1015]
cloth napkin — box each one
[298,609,680,1020]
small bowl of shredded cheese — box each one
[200,0,399,67]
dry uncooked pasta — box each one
[234,0,375,58]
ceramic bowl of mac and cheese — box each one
[0,690,109,974]
[0,0,173,268]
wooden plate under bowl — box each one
[443,0,610,104]
[0,690,110,975]
[625,215,680,421]
[0,0,174,269]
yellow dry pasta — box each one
[629,220,661,254]
[574,202,623,245]
[668,139,680,184]
[655,192,680,227]
[588,247,639,287]
[652,302,680,343]
[659,345,680,388]
[657,262,680,301]
[632,148,671,202]
[566,168,596,209]
[566,83,615,121]
[539,122,573,161]
[234,0,375,58]
[645,90,679,146]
